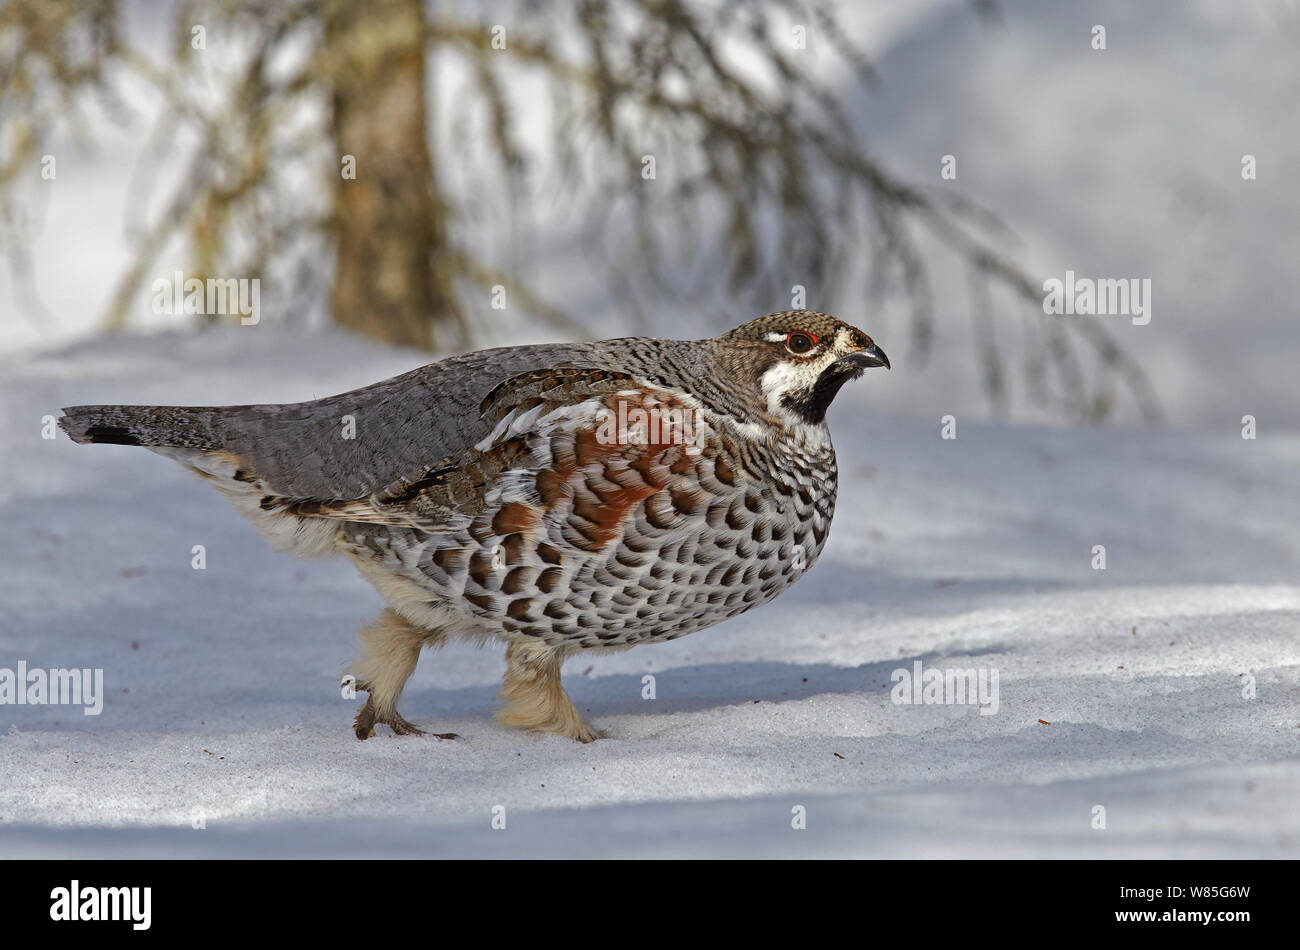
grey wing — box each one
[193,342,614,500]
[60,339,664,555]
[263,363,652,530]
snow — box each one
[1,326,1297,857]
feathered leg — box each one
[347,608,457,740]
[497,641,602,742]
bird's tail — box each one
[59,404,228,449]
[60,402,344,558]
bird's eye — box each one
[785,332,817,355]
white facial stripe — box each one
[760,358,831,409]
[760,360,804,412]
[761,336,843,396]
[764,332,787,343]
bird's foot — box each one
[353,698,459,741]
[571,721,607,744]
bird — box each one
[60,310,888,742]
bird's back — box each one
[61,338,714,500]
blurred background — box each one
[1,0,1297,427]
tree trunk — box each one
[322,0,458,349]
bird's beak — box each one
[838,342,890,370]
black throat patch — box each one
[781,361,864,424]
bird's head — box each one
[716,311,890,427]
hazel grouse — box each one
[60,311,889,742]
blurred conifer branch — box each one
[0,0,1159,422]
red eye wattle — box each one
[785,332,817,355]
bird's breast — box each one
[351,390,839,649]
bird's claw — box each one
[353,699,458,740]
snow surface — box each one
[1,326,1297,858]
